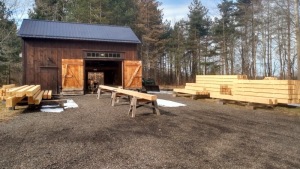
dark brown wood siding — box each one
[23,38,138,94]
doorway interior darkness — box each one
[84,60,122,91]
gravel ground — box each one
[0,93,300,169]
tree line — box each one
[1,0,300,86]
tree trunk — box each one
[287,0,292,80]
[295,0,300,80]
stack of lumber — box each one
[173,75,247,97]
[0,84,16,100]
[234,80,300,104]
[2,85,52,109]
[211,80,300,105]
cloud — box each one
[159,3,190,25]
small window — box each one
[85,52,122,58]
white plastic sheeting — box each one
[40,99,79,113]
[64,99,79,109]
[157,99,186,107]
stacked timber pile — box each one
[234,80,299,104]
[0,85,52,109]
[211,80,300,105]
[174,75,300,105]
[173,75,247,98]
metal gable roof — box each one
[18,19,141,44]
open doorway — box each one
[85,60,122,93]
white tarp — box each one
[288,104,300,107]
[41,108,64,113]
[64,99,79,109]
[147,91,173,94]
[40,99,78,113]
[157,99,186,107]
[41,104,64,113]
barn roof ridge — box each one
[18,19,141,44]
[22,19,132,28]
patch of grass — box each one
[0,102,25,122]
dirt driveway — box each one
[0,93,300,168]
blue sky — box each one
[11,0,222,28]
[159,0,222,24]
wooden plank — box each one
[43,90,49,99]
[234,92,299,100]
[2,84,15,89]
[35,90,44,105]
[173,88,210,95]
[47,90,52,99]
[15,85,36,97]
[184,86,206,91]
[236,80,300,85]
[28,89,41,104]
[6,96,26,108]
[6,85,29,97]
[188,83,233,88]
[234,84,297,90]
[196,75,247,79]
[210,93,276,105]
[233,88,299,95]
[116,88,156,101]
[26,85,41,97]
[99,85,118,91]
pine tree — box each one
[0,1,21,85]
[29,0,66,21]
[135,0,164,80]
[213,0,236,75]
[187,0,210,79]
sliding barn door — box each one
[123,60,142,89]
[62,59,84,94]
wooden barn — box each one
[18,19,141,95]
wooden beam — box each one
[28,89,41,104]
[234,92,299,100]
[47,90,52,99]
[184,86,206,91]
[234,88,298,95]
[35,90,44,105]
[43,90,49,99]
[15,85,35,97]
[116,88,157,101]
[6,85,29,97]
[99,85,118,91]
[26,85,41,97]
[235,84,297,90]
[196,75,247,79]
[173,88,209,95]
[6,96,26,108]
[210,93,277,105]
[2,84,15,89]
[236,80,300,85]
